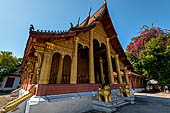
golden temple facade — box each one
[21,3,144,96]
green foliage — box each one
[139,34,170,84]
[126,24,170,84]
[0,51,22,82]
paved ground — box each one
[0,92,170,113]
[115,92,170,113]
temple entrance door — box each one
[62,55,71,84]
[103,56,109,85]
[77,44,89,84]
[93,40,109,85]
[111,58,117,84]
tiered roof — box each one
[23,1,132,69]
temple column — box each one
[115,54,123,84]
[106,38,114,84]
[124,67,129,84]
[70,36,79,84]
[89,30,95,84]
[99,57,105,84]
[56,55,64,84]
[39,51,53,84]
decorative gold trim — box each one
[33,46,45,52]
[27,56,36,62]
[1,86,35,113]
[11,88,22,94]
[32,42,46,48]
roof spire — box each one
[104,0,107,4]
[88,7,92,17]
[75,17,80,27]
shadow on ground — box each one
[86,92,170,113]
[115,92,170,113]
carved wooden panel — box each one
[93,21,108,45]
[52,38,73,49]
[78,32,90,47]
[45,42,73,57]
[94,22,107,38]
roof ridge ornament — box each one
[75,17,80,27]
[29,24,34,32]
[104,0,107,4]
[88,7,92,17]
[82,7,92,27]
[70,22,73,29]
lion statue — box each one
[120,85,130,97]
[98,85,111,102]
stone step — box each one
[93,104,116,113]
[116,101,125,105]
[115,101,129,108]
[92,100,116,113]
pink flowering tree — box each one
[126,24,170,84]
[126,25,163,58]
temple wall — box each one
[28,95,93,113]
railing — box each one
[11,87,22,94]
[1,86,35,113]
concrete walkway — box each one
[0,92,17,112]
[115,92,170,113]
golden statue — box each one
[119,85,130,97]
[98,85,111,102]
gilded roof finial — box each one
[104,0,106,4]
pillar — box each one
[99,57,105,84]
[89,30,95,84]
[115,54,123,84]
[106,38,114,84]
[56,55,64,84]
[70,36,79,84]
[124,67,129,84]
[39,51,53,84]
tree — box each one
[126,25,164,74]
[139,34,170,84]
[126,24,170,84]
[0,51,22,82]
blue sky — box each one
[0,0,169,58]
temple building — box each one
[1,1,145,113]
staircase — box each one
[1,86,35,113]
[92,92,132,113]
